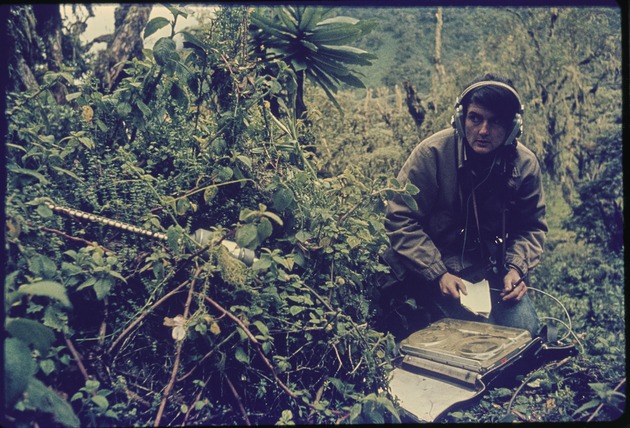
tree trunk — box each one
[7,5,45,93]
[33,5,66,103]
[33,5,63,72]
[7,5,66,103]
[403,80,426,131]
[431,7,446,109]
[93,4,153,93]
[296,70,307,121]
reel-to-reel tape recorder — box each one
[389,318,576,422]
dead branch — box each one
[225,373,252,426]
[98,297,109,347]
[182,372,212,426]
[123,387,152,408]
[107,280,189,355]
[33,223,115,253]
[64,335,89,382]
[153,267,200,427]
[308,382,327,423]
[335,412,352,424]
[177,329,236,382]
[202,294,346,417]
[202,294,299,400]
[586,377,626,422]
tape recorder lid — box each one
[392,319,577,423]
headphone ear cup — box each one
[504,113,523,148]
[515,113,523,138]
[452,105,466,139]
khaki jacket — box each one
[384,128,547,284]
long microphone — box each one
[45,203,257,265]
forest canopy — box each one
[3,4,625,426]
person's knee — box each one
[495,298,540,336]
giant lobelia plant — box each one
[249,6,377,119]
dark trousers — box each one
[373,273,440,342]
[373,271,540,342]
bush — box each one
[4,7,411,425]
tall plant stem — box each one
[64,335,89,382]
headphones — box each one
[451,81,524,148]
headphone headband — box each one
[452,80,524,148]
[455,80,523,114]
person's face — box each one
[464,102,507,155]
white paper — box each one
[460,279,491,318]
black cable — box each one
[459,152,499,268]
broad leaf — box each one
[236,223,259,248]
[18,281,72,308]
[278,7,298,32]
[311,56,350,77]
[401,194,419,212]
[93,277,114,300]
[273,187,295,211]
[335,72,366,89]
[144,17,170,39]
[51,166,84,182]
[26,378,80,428]
[91,394,109,409]
[153,37,178,67]
[250,13,295,39]
[235,347,249,363]
[164,4,188,19]
[317,16,359,26]
[257,217,273,242]
[309,26,361,45]
[5,337,37,406]
[7,165,50,185]
[181,31,207,58]
[28,253,58,278]
[318,45,376,66]
[6,318,55,354]
[309,64,341,92]
[298,7,322,31]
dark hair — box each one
[462,73,522,126]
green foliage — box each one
[307,84,420,177]
[572,382,626,420]
[4,4,400,426]
[70,379,118,423]
[5,324,80,427]
[4,3,623,427]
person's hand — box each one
[438,272,468,299]
[501,268,528,302]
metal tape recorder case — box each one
[389,318,576,422]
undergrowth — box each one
[4,4,625,426]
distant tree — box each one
[566,128,623,253]
[6,4,152,97]
[488,8,621,195]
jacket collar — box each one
[455,129,521,179]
